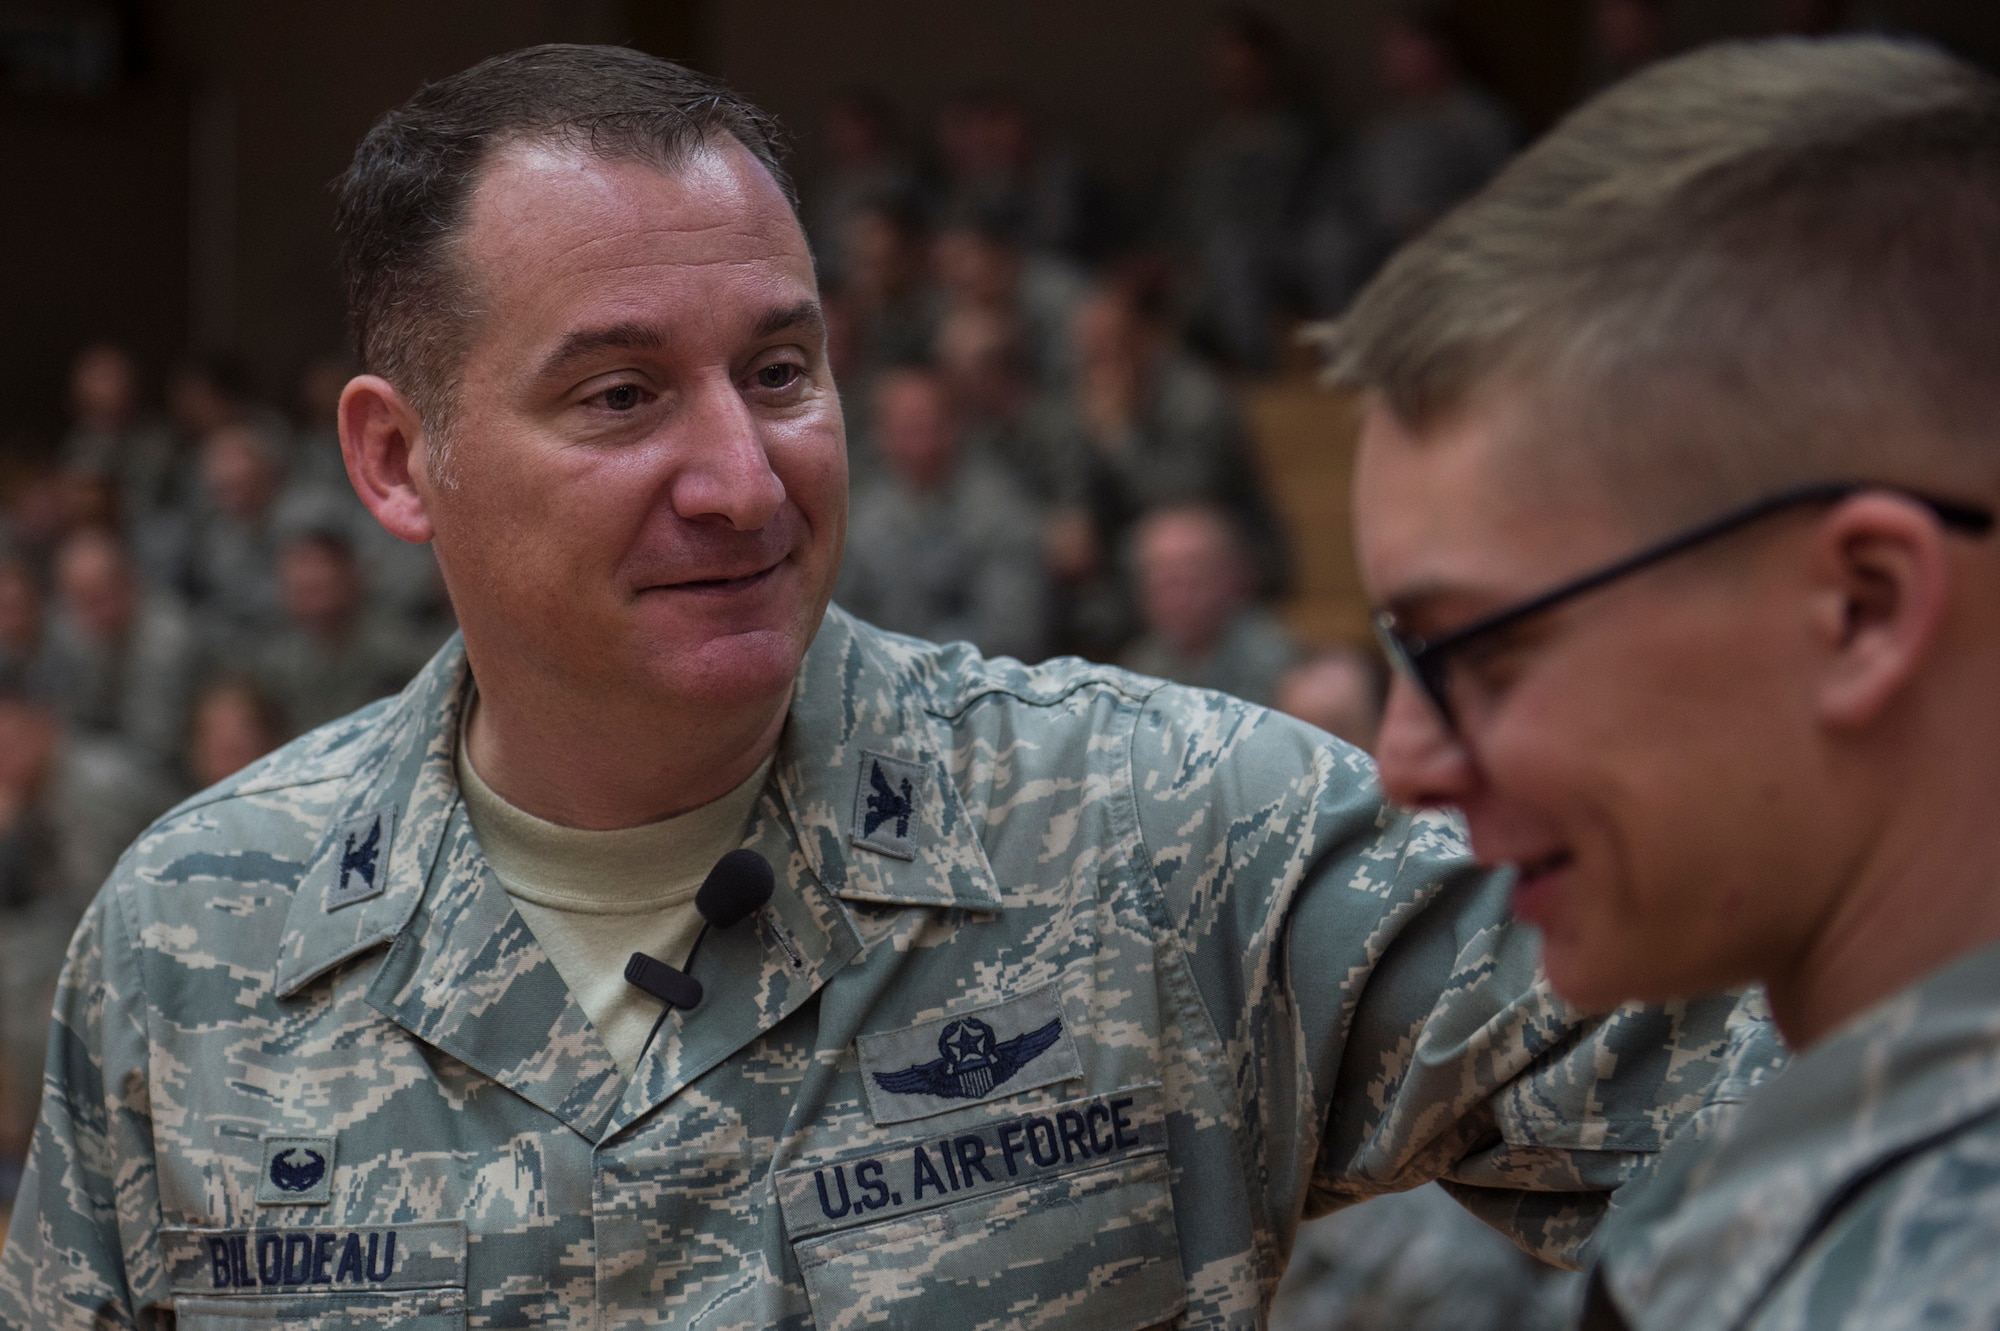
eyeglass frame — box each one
[1372,479,1996,733]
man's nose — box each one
[1373,677,1481,810]
[670,375,787,529]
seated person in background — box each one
[184,421,288,656]
[1349,11,1515,249]
[933,89,1110,264]
[1178,9,1319,371]
[1336,36,2000,1329]
[0,554,53,697]
[935,305,1062,502]
[57,344,177,540]
[1123,502,1298,706]
[1044,278,1284,632]
[804,89,920,292]
[1275,642,1387,750]
[165,354,292,463]
[837,366,1051,661]
[184,675,286,790]
[41,527,199,766]
[931,207,1084,390]
[830,194,938,444]
[253,528,427,735]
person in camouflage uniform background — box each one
[1337,35,2000,1331]
[0,43,1770,1330]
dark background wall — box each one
[3,0,1996,451]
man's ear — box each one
[339,374,437,544]
[1807,493,1952,730]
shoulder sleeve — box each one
[1129,685,1762,1269]
[0,876,166,1329]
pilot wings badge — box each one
[872,1015,1064,1102]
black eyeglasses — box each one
[1374,480,1995,733]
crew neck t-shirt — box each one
[454,703,772,1076]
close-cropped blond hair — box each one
[1325,38,2000,519]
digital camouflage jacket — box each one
[0,607,1758,1330]
[1589,941,2000,1331]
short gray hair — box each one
[1325,38,2000,518]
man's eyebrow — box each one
[753,299,825,341]
[537,321,668,381]
[536,302,824,383]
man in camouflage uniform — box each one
[1338,37,2000,1331]
[0,46,1759,1330]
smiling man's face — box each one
[422,138,846,717]
[1353,390,1840,1010]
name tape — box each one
[161,1220,464,1296]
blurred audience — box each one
[0,687,177,1177]
[58,344,176,541]
[932,208,1085,389]
[0,555,52,696]
[808,90,923,293]
[838,367,1050,661]
[1042,275,1284,656]
[1348,12,1515,250]
[1179,9,1319,370]
[1122,503,1297,707]
[832,194,940,460]
[934,89,1117,263]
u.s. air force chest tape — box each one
[857,981,1083,1124]
[160,1220,464,1329]
[776,1086,1186,1331]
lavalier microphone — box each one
[627,849,776,1061]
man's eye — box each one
[596,384,645,412]
[754,363,801,390]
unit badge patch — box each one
[851,751,927,860]
[858,984,1082,1124]
[257,1135,336,1206]
[324,808,395,912]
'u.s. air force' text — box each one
[775,1087,1167,1240]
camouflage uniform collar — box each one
[773,606,1004,912]
[272,636,471,999]
[1602,939,2000,1329]
[273,611,1006,1000]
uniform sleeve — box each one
[0,880,167,1330]
[1131,686,1761,1270]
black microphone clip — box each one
[623,951,703,1010]
[625,849,777,1028]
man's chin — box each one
[635,622,813,708]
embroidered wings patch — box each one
[871,1015,1064,1102]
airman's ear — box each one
[338,375,436,545]
[1806,493,1952,730]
